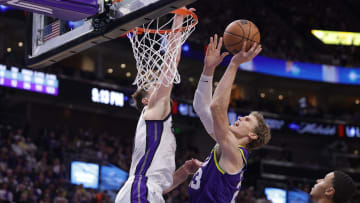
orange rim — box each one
[129,8,198,35]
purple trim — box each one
[134,121,163,175]
[130,121,163,203]
[141,178,148,203]
[130,177,136,203]
[3,0,98,21]
[131,176,149,203]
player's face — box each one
[310,172,334,198]
[230,114,258,138]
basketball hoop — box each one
[127,8,198,90]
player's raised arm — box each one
[210,42,261,171]
[193,34,228,140]
[146,8,196,119]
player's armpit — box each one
[144,96,171,120]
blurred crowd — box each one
[2,119,359,202]
[0,125,118,202]
[0,121,278,203]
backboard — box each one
[0,0,101,21]
[23,0,196,68]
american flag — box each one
[43,20,60,42]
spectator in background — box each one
[255,193,272,203]
[0,183,13,202]
[54,189,68,203]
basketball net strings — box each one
[127,13,197,91]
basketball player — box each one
[310,171,356,203]
[188,34,271,202]
[115,8,199,203]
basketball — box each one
[223,20,260,54]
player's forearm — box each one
[195,73,213,105]
[194,74,215,135]
[150,15,184,104]
[163,165,188,194]
[211,62,238,110]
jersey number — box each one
[189,156,210,190]
[190,168,202,190]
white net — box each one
[127,9,197,91]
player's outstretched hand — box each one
[230,41,262,67]
[204,34,229,73]
[184,158,203,175]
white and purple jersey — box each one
[115,107,176,203]
[188,145,249,203]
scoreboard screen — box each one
[0,64,58,95]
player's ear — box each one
[248,132,258,140]
[325,186,335,199]
[142,97,149,105]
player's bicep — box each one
[147,85,172,109]
[211,105,230,142]
[144,96,170,120]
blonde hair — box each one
[246,111,271,150]
[131,88,148,111]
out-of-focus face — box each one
[229,114,258,138]
[310,172,335,199]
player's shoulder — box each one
[216,143,248,174]
[143,98,172,120]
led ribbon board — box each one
[311,29,360,46]
[0,64,59,95]
[233,56,360,85]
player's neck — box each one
[236,137,249,149]
[312,197,334,203]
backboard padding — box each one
[25,0,197,68]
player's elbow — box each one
[210,102,222,114]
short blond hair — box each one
[131,88,147,111]
[246,111,271,150]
